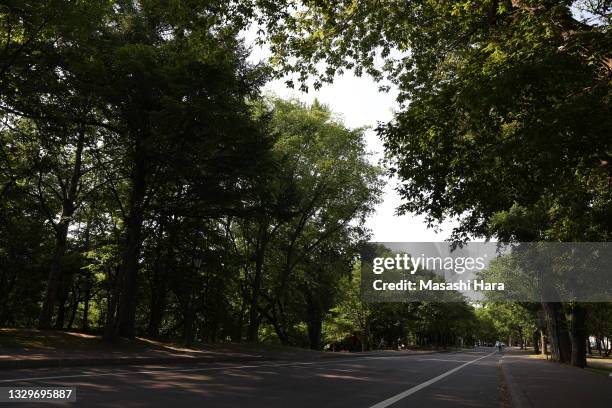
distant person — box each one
[495,341,502,351]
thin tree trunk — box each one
[362,320,370,352]
[38,221,69,329]
[66,289,79,329]
[233,299,246,343]
[183,307,195,346]
[533,330,540,354]
[81,222,92,332]
[266,310,289,345]
[54,270,72,329]
[586,338,591,356]
[247,232,266,342]
[147,221,168,337]
[147,275,167,337]
[597,337,602,356]
[82,282,91,331]
[38,129,85,329]
[0,270,17,326]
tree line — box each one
[1,1,610,361]
[0,1,383,348]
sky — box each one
[246,35,457,243]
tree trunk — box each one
[66,290,78,329]
[183,307,195,346]
[306,297,322,350]
[267,310,289,345]
[533,330,540,354]
[81,222,92,332]
[38,129,85,329]
[362,320,370,352]
[232,300,247,343]
[146,219,168,337]
[569,304,587,368]
[597,337,602,356]
[147,286,167,337]
[105,134,147,340]
[117,163,146,338]
[55,270,72,329]
[247,233,266,342]
[0,270,17,326]
[103,266,120,341]
[587,338,592,356]
[38,221,69,329]
[82,281,91,332]
[542,302,571,363]
[541,329,548,356]
[147,261,168,337]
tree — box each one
[261,100,381,346]
[587,303,612,357]
[231,98,382,346]
[325,264,373,352]
[260,0,610,366]
[478,302,536,348]
[0,1,115,329]
[1,0,275,339]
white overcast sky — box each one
[246,33,457,242]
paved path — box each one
[0,347,609,407]
[501,351,612,408]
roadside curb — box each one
[500,357,533,408]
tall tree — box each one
[55,1,271,340]
[261,0,610,366]
[0,1,114,329]
[254,99,381,345]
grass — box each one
[0,328,322,357]
[0,328,105,351]
[586,366,612,376]
[0,328,196,353]
[524,350,612,376]
[586,355,612,377]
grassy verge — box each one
[0,328,107,351]
[0,328,320,356]
[586,356,612,377]
[586,366,612,376]
[526,351,612,377]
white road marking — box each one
[369,352,496,408]
[416,358,474,363]
[0,353,456,384]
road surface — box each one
[0,348,610,407]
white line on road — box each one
[369,352,496,408]
[415,358,474,363]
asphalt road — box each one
[0,348,505,407]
